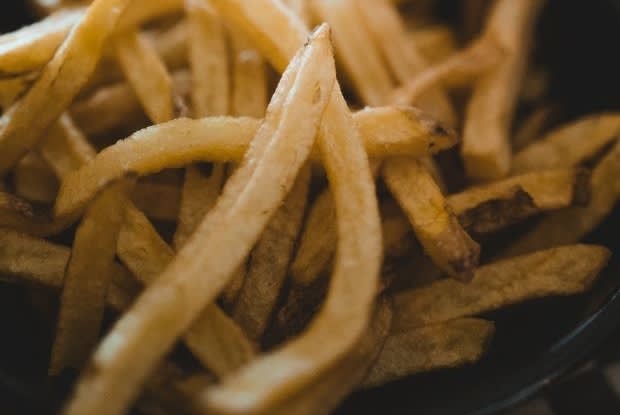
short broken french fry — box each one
[449,168,591,233]
[461,0,546,180]
[512,113,620,174]
[392,244,611,331]
[362,318,494,388]
[383,157,480,280]
[49,177,134,375]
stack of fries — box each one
[0,0,617,414]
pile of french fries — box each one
[0,0,617,414]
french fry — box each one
[114,29,175,124]
[503,139,620,257]
[461,0,546,180]
[356,0,456,124]
[383,157,480,280]
[55,106,455,218]
[14,152,59,204]
[449,168,591,234]
[205,85,380,415]
[311,0,395,105]
[232,167,310,340]
[229,30,268,118]
[408,25,457,65]
[117,204,255,378]
[0,72,39,109]
[512,103,560,152]
[0,229,136,312]
[512,113,620,174]
[392,35,504,105]
[185,0,229,117]
[392,244,611,332]
[0,0,135,175]
[173,164,225,248]
[49,177,134,375]
[269,299,392,415]
[0,191,73,237]
[63,26,335,415]
[361,318,494,388]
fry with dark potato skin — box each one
[392,245,611,332]
[62,26,336,415]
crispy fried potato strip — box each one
[63,26,335,415]
[362,318,495,388]
[383,157,480,280]
[0,72,39,109]
[0,0,134,175]
[0,229,135,312]
[512,113,620,174]
[392,245,611,332]
[229,30,268,118]
[503,139,620,257]
[14,153,59,204]
[461,0,545,180]
[114,29,175,124]
[117,204,255,378]
[55,106,455,218]
[49,177,134,375]
[232,167,310,340]
[311,0,395,105]
[0,191,73,237]
[270,299,392,415]
[449,168,591,233]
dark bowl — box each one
[1,1,620,414]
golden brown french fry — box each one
[0,0,135,175]
[132,181,181,222]
[503,139,620,257]
[383,157,480,280]
[356,0,456,124]
[38,114,96,178]
[449,168,591,233]
[311,0,395,105]
[63,26,335,415]
[392,35,504,105]
[0,228,136,312]
[229,30,268,118]
[14,152,59,204]
[117,204,255,378]
[185,0,229,117]
[173,164,225,248]
[408,25,457,65]
[512,104,560,152]
[392,244,611,332]
[232,167,310,340]
[55,106,455,218]
[461,0,546,180]
[0,191,73,237]
[114,29,175,124]
[49,177,134,375]
[512,113,620,174]
[362,318,494,388]
[269,299,392,415]
[205,85,381,415]
[0,73,39,109]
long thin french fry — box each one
[63,26,335,415]
[114,29,175,124]
[229,30,267,118]
[0,0,135,175]
[117,204,255,378]
[55,107,455,218]
[512,113,620,174]
[0,72,39,109]
[392,245,611,332]
[232,167,310,340]
[49,177,134,375]
[503,139,620,257]
[461,0,546,180]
